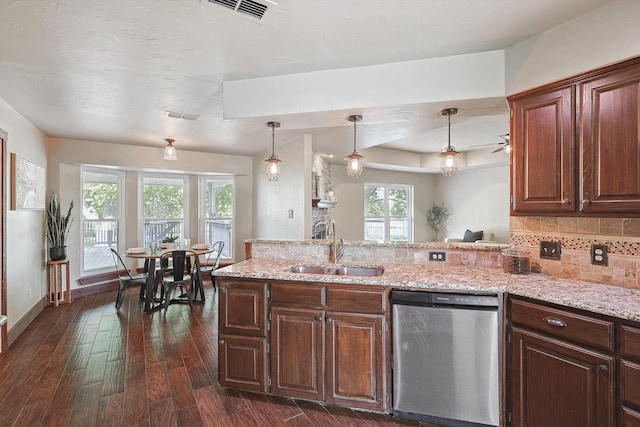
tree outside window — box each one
[364,184,412,242]
[142,176,186,247]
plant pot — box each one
[49,246,68,261]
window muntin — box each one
[364,184,412,243]
[142,175,187,247]
[201,177,234,259]
[82,169,122,272]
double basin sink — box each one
[287,264,384,277]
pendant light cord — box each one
[353,118,357,152]
[271,123,275,156]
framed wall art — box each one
[10,153,45,210]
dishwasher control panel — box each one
[391,289,498,308]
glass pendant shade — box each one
[345,114,364,178]
[264,121,282,181]
[437,108,461,176]
[163,138,177,160]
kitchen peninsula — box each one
[215,239,640,426]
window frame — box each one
[80,167,124,274]
[140,173,189,247]
[199,175,234,261]
[364,183,414,243]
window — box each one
[82,168,122,272]
[201,177,234,259]
[142,175,187,247]
[364,184,413,243]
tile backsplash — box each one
[510,216,640,288]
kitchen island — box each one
[214,254,640,426]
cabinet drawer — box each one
[621,360,640,408]
[326,287,387,314]
[510,299,614,351]
[271,282,324,308]
[620,325,640,359]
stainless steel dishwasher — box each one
[391,289,500,427]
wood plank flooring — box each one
[0,286,442,426]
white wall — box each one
[330,165,436,242]
[435,165,510,243]
[506,0,640,94]
[0,98,48,337]
[252,134,313,240]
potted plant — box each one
[426,202,449,241]
[46,193,74,261]
[161,233,179,249]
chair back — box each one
[110,248,135,280]
[161,250,197,281]
[206,241,225,270]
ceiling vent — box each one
[208,0,277,22]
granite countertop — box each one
[214,258,640,322]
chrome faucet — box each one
[328,220,344,263]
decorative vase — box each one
[49,246,68,261]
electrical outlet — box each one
[428,251,446,262]
[540,241,561,260]
[288,209,293,218]
[591,244,608,266]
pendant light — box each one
[164,138,177,160]
[437,108,461,176]
[264,121,282,181]
[345,114,364,178]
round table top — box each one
[124,247,214,259]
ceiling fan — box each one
[470,134,511,153]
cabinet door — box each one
[510,328,614,427]
[270,306,324,401]
[510,85,575,213]
[580,63,640,213]
[219,280,267,337]
[219,335,267,392]
[325,312,385,411]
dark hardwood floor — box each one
[0,286,440,426]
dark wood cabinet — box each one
[271,306,324,401]
[579,62,640,213]
[218,279,269,392]
[508,297,615,427]
[509,56,640,216]
[325,312,384,410]
[269,282,389,412]
[511,85,575,213]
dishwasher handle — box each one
[391,289,498,308]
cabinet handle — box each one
[581,199,590,206]
[599,364,609,373]
[561,198,570,206]
[543,316,567,328]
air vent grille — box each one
[208,0,274,21]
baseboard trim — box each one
[8,297,45,346]
[71,280,119,299]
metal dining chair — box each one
[159,249,197,313]
[110,248,148,309]
[194,241,224,298]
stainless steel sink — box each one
[287,265,337,275]
[334,266,384,277]
[286,264,384,277]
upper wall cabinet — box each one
[509,57,640,216]
[580,63,640,213]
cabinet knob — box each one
[599,364,609,373]
[581,199,591,206]
[561,198,571,206]
[543,316,567,328]
[316,316,323,323]
[326,318,332,323]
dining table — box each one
[125,245,215,312]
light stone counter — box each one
[214,258,640,322]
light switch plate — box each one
[540,241,561,260]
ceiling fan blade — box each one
[492,147,505,153]
[469,142,500,148]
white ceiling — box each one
[0,0,613,171]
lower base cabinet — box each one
[219,335,267,392]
